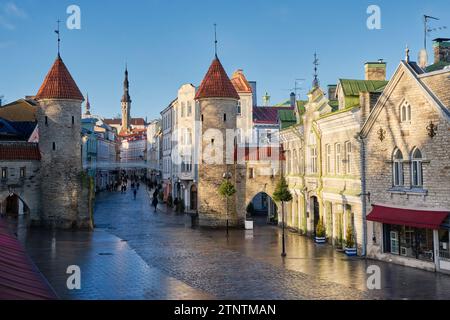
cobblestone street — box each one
[20,188,450,300]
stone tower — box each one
[35,54,92,229]
[194,55,241,227]
[121,66,132,133]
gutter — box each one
[359,133,367,257]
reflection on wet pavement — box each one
[19,187,450,300]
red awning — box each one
[367,204,449,230]
[0,219,57,300]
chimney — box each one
[327,85,337,101]
[290,92,296,107]
[364,60,386,81]
[433,38,450,64]
[249,81,257,106]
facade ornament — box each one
[377,127,386,141]
[426,121,438,138]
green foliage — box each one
[272,176,292,203]
[218,179,237,198]
[316,216,326,237]
[346,224,355,248]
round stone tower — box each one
[194,55,241,227]
[35,54,92,229]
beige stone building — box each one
[280,61,388,255]
[361,47,450,272]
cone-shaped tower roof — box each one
[35,55,84,101]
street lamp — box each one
[223,170,232,237]
[280,147,287,257]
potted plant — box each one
[245,202,255,230]
[315,217,326,244]
[345,224,357,256]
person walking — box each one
[152,193,158,212]
[133,188,137,200]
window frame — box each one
[411,148,423,188]
[393,149,404,187]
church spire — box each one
[85,93,91,115]
[122,65,131,103]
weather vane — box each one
[313,52,320,87]
[55,19,61,56]
[214,23,218,57]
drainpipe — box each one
[359,133,367,257]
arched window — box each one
[411,148,423,187]
[400,101,411,122]
[393,149,404,186]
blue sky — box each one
[0,0,449,120]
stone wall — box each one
[36,99,92,229]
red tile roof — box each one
[0,143,41,161]
[104,118,146,126]
[35,55,84,101]
[0,219,57,300]
[195,57,240,100]
[253,106,294,125]
[231,69,252,93]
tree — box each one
[272,176,292,203]
[218,179,236,236]
[218,179,237,199]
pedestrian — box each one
[152,194,158,212]
[137,182,140,190]
[133,188,137,200]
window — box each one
[1,168,7,180]
[187,101,192,116]
[411,148,423,187]
[326,144,331,174]
[384,224,434,261]
[249,167,255,179]
[393,149,404,186]
[52,142,56,151]
[45,116,48,126]
[310,147,317,174]
[400,101,411,122]
[345,141,352,174]
[72,116,75,125]
[223,113,227,122]
[236,101,241,115]
[20,167,26,179]
[335,143,341,174]
[181,102,185,117]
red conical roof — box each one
[195,57,240,100]
[35,55,84,101]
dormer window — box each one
[400,101,411,123]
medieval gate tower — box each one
[194,55,242,227]
[34,54,92,229]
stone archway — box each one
[246,192,278,226]
[1,193,30,217]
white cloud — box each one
[4,2,27,18]
[0,2,27,30]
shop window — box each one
[384,224,434,261]
[439,229,450,260]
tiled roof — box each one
[0,143,41,160]
[104,118,145,126]
[253,106,294,125]
[35,55,84,101]
[195,57,240,100]
[0,219,57,299]
[230,69,252,93]
[0,99,37,122]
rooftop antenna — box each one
[55,19,61,56]
[424,15,439,50]
[0,95,4,107]
[214,23,218,57]
[282,78,306,100]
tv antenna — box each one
[423,15,447,49]
[282,78,306,100]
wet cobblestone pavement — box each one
[20,187,450,300]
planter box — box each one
[315,236,326,244]
[245,220,254,230]
[345,247,357,256]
